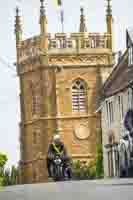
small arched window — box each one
[29,81,41,116]
[32,92,40,115]
[72,79,87,112]
[33,131,37,145]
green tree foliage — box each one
[95,128,104,178]
[71,160,96,180]
[2,166,18,186]
[0,152,8,186]
[2,168,10,186]
[71,143,104,179]
[0,153,8,168]
[96,144,104,178]
[0,153,18,186]
[10,165,18,185]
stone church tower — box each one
[15,0,113,184]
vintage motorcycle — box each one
[52,154,72,181]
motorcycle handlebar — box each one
[48,154,69,160]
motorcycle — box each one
[52,154,72,181]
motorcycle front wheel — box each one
[53,165,63,181]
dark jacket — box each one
[47,142,67,159]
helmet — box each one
[53,134,60,142]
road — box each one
[0,179,133,200]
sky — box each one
[0,0,133,168]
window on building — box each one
[106,101,109,121]
[131,88,133,107]
[106,100,114,125]
[118,95,121,114]
[108,101,114,123]
[72,79,87,112]
[32,90,40,115]
[29,81,40,116]
[127,89,133,109]
[33,128,40,145]
[128,45,133,66]
[33,131,37,145]
[128,90,130,108]
[118,95,124,120]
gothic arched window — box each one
[72,79,87,112]
[29,81,41,116]
[33,131,37,145]
[32,91,40,115]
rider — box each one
[47,134,71,178]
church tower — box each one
[15,0,114,184]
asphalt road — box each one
[0,179,133,200]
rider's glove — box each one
[48,154,54,160]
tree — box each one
[0,153,18,186]
[0,152,8,186]
[10,165,18,185]
[2,168,10,186]
[96,143,104,178]
[2,166,18,186]
[0,153,8,168]
[71,160,96,180]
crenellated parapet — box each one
[18,32,111,64]
[48,32,110,49]
[18,35,41,63]
[15,0,113,68]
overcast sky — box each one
[0,0,133,167]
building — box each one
[14,0,114,184]
[100,28,133,178]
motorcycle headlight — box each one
[54,158,61,165]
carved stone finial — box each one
[79,6,87,32]
[40,0,47,34]
[14,6,22,44]
[40,0,46,17]
[106,0,112,16]
[16,7,19,16]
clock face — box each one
[74,124,90,140]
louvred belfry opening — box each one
[72,79,87,112]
